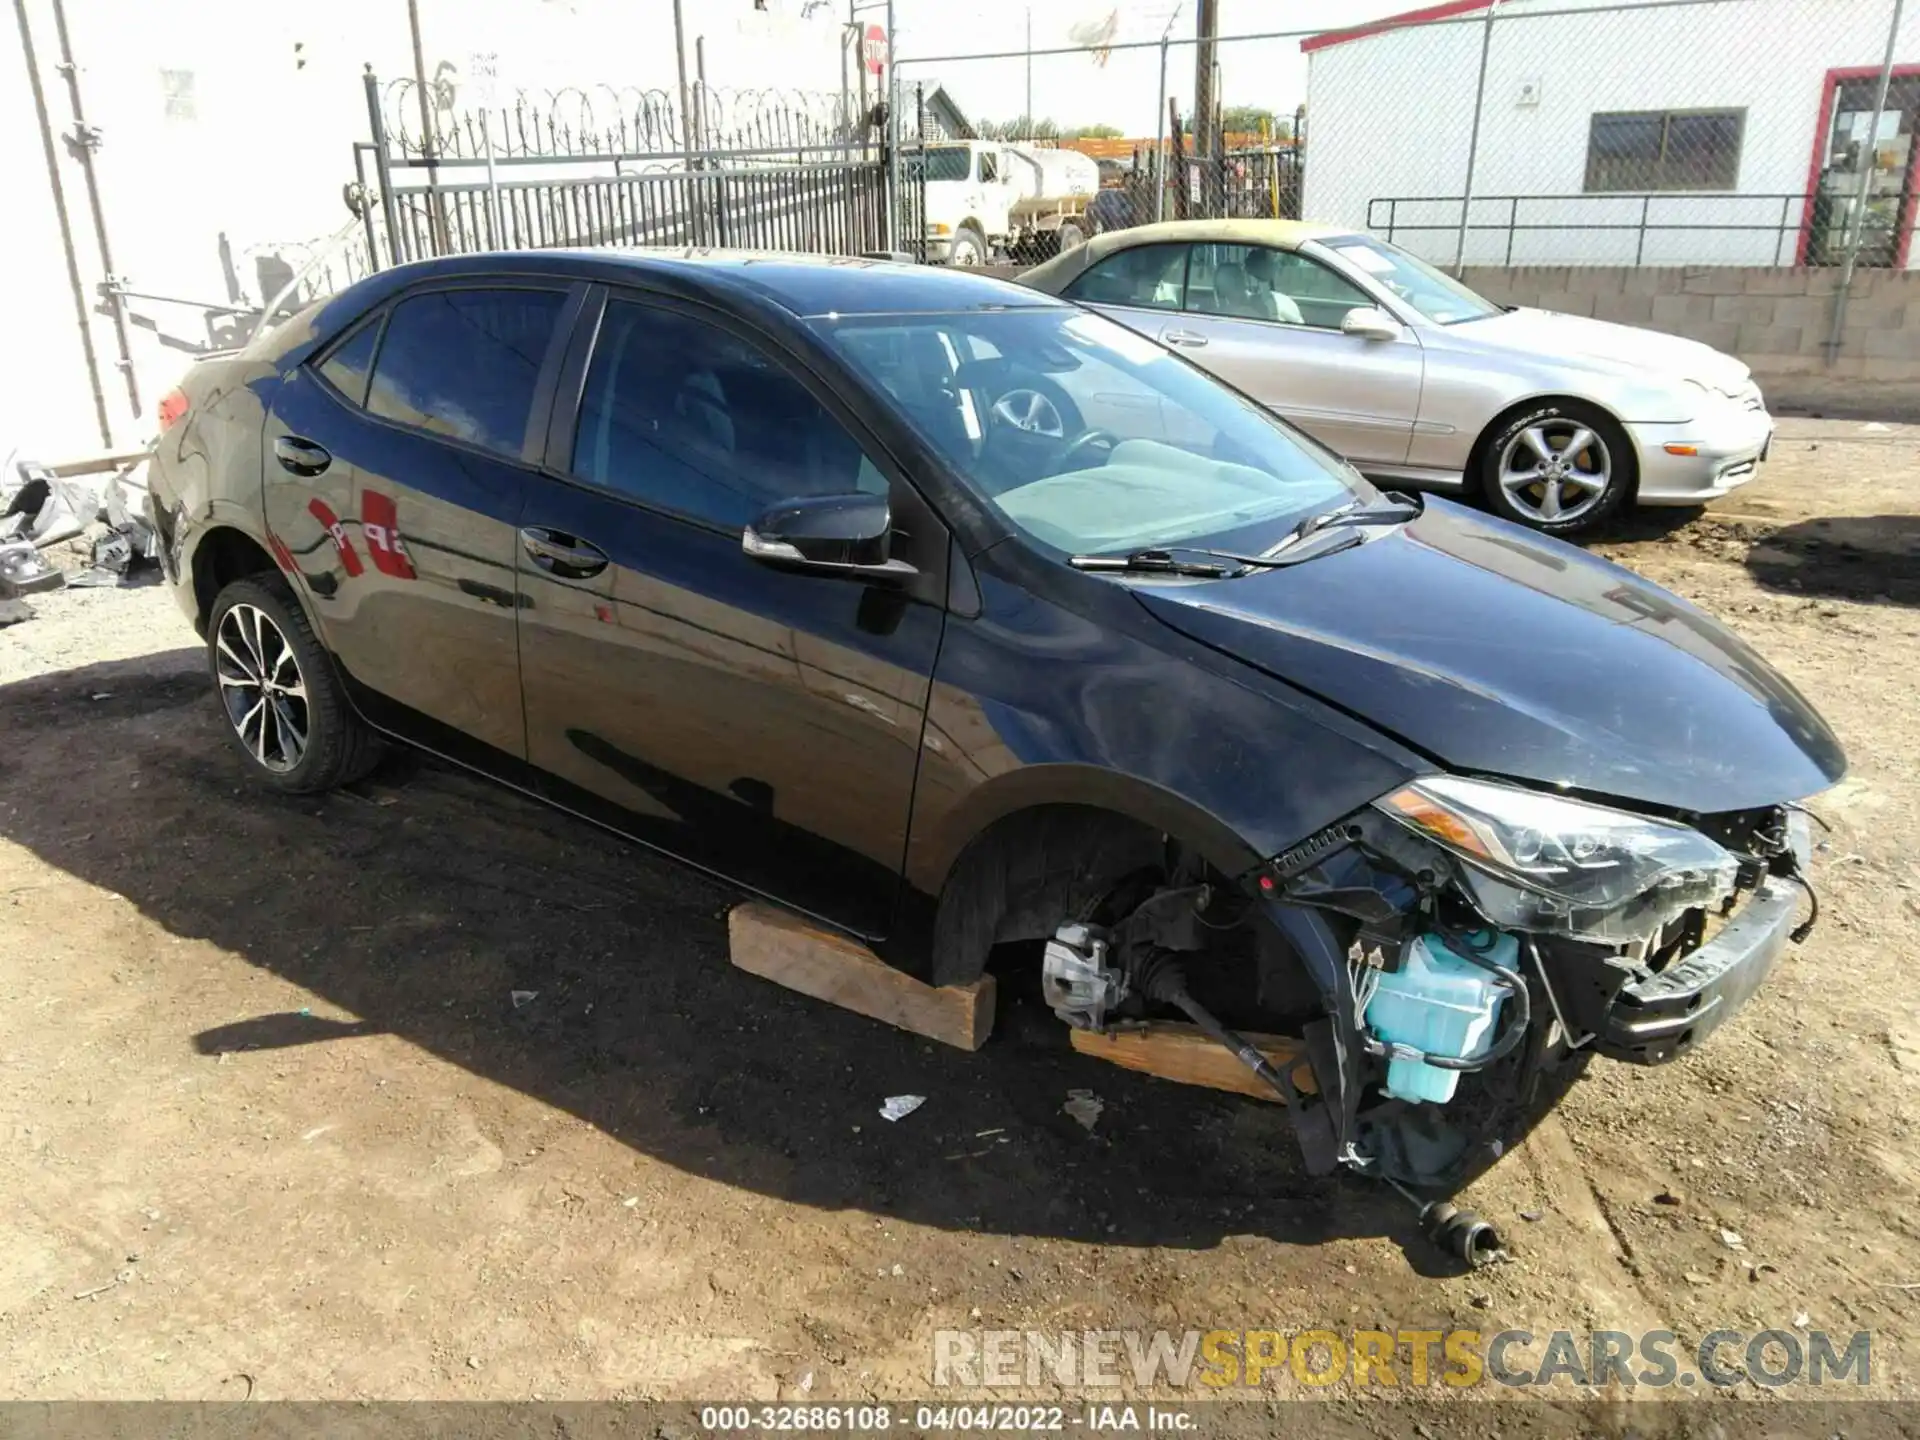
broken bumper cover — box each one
[1593,869,1801,1065]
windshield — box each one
[924,146,972,182]
[1319,235,1501,325]
[813,306,1368,556]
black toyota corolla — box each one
[148,251,1843,1257]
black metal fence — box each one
[357,73,923,270]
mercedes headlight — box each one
[1375,775,1739,943]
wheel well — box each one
[191,527,278,633]
[927,804,1170,987]
[1464,394,1637,502]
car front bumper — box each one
[1627,397,1775,506]
[1591,814,1811,1065]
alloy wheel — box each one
[1496,422,1612,526]
[215,602,309,773]
[991,388,1066,438]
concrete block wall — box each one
[1459,266,1920,383]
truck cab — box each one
[923,139,1098,266]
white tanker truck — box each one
[920,139,1101,266]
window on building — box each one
[1585,109,1745,192]
[571,299,887,529]
[365,287,567,458]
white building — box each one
[5,0,851,461]
[1302,0,1920,271]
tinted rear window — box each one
[366,288,566,457]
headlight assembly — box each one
[1375,775,1739,943]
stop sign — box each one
[863,23,888,75]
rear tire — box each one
[1478,400,1634,536]
[206,574,380,794]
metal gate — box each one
[353,73,924,269]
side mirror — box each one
[741,493,917,581]
[1341,306,1405,342]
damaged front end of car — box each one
[1039,777,1817,1266]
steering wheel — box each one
[1054,427,1120,471]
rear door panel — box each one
[263,283,580,759]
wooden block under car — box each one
[727,902,996,1052]
[1071,1022,1316,1103]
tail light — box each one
[158,386,190,434]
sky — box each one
[885,0,1417,137]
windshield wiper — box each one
[1070,548,1247,577]
[1070,532,1371,577]
[1283,493,1423,545]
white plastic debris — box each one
[1720,1228,1746,1251]
[510,990,538,1009]
[879,1094,925,1122]
[1063,1089,1104,1132]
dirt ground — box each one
[2,418,1919,1417]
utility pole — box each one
[1193,0,1217,215]
[1025,7,1032,141]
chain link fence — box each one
[893,0,1914,282]
[1311,0,1911,274]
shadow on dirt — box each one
[1744,514,1920,606]
[0,647,1579,1276]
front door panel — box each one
[515,294,947,936]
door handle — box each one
[520,526,609,579]
[1161,328,1209,349]
[274,435,332,477]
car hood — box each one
[1133,502,1844,816]
[1461,307,1753,390]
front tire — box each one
[1478,400,1634,536]
[949,224,987,267]
[207,574,380,793]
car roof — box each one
[1018,219,1358,293]
[358,247,1067,322]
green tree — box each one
[1220,103,1276,135]
[1064,123,1124,139]
[979,115,1061,140]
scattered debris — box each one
[1063,1089,1104,1132]
[890,1263,904,1277]
[510,990,538,1009]
[879,1094,925,1122]
[1720,1228,1747,1250]
[72,1267,135,1301]
[1518,1209,1543,1222]
[0,541,63,599]
[621,1196,639,1208]
[1654,1189,1684,1206]
[1683,1271,1712,1286]
[1749,1261,1779,1281]
[466,1355,481,1370]
[0,457,162,609]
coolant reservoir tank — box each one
[1363,931,1516,1104]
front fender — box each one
[900,556,1430,911]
